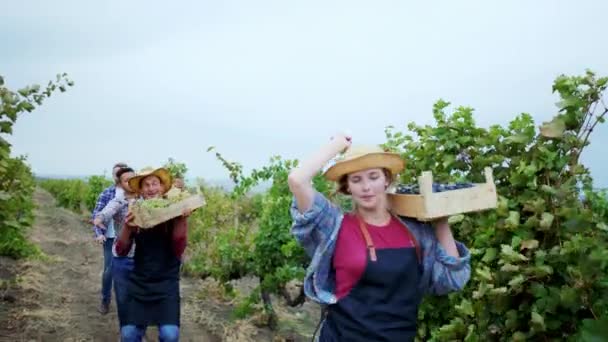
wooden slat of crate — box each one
[131,194,206,229]
[388,167,497,221]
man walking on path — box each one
[90,162,128,315]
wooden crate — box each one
[130,194,206,229]
[387,167,498,221]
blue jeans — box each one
[120,324,179,342]
[101,237,115,304]
[112,256,134,327]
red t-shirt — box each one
[333,213,415,299]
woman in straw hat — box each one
[115,167,190,342]
[288,133,471,342]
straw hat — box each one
[128,166,173,195]
[323,145,405,182]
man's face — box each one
[141,175,165,199]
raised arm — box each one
[287,133,351,213]
[95,189,126,225]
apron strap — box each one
[394,216,422,264]
[355,213,423,264]
[356,215,377,262]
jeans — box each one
[101,237,115,304]
[120,324,179,342]
[112,256,134,327]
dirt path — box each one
[0,189,219,342]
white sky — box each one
[3,0,607,187]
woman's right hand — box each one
[330,132,352,154]
[93,216,106,230]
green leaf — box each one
[529,265,553,278]
[489,287,508,295]
[530,283,548,298]
[476,267,493,282]
[496,196,509,216]
[442,154,456,168]
[505,310,518,330]
[455,299,475,317]
[501,264,520,272]
[448,214,464,224]
[559,286,579,311]
[17,87,29,97]
[506,135,530,145]
[505,211,520,229]
[540,212,554,229]
[540,118,566,138]
[0,121,12,134]
[464,324,478,342]
[520,239,539,251]
[580,318,608,342]
[511,235,522,249]
[501,245,529,263]
[540,185,558,195]
[512,331,527,341]
[531,311,546,331]
[0,191,11,201]
[508,274,526,288]
[482,248,498,263]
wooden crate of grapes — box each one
[130,192,206,229]
[387,167,497,221]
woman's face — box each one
[347,168,389,211]
[119,172,135,192]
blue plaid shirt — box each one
[290,191,471,305]
[91,185,116,238]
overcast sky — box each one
[3,0,607,187]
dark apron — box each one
[123,221,181,327]
[320,217,422,342]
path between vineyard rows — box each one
[0,188,218,341]
[0,189,319,342]
[0,189,314,342]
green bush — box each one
[382,70,608,341]
[38,175,112,214]
[0,73,72,258]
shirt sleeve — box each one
[289,191,342,258]
[172,217,188,259]
[407,219,471,295]
[115,226,135,256]
[96,189,126,223]
[90,187,113,237]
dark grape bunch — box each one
[394,182,474,195]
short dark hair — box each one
[113,162,128,169]
[116,167,134,181]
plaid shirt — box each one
[290,191,471,306]
[91,185,116,238]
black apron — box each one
[123,220,181,327]
[320,217,422,342]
